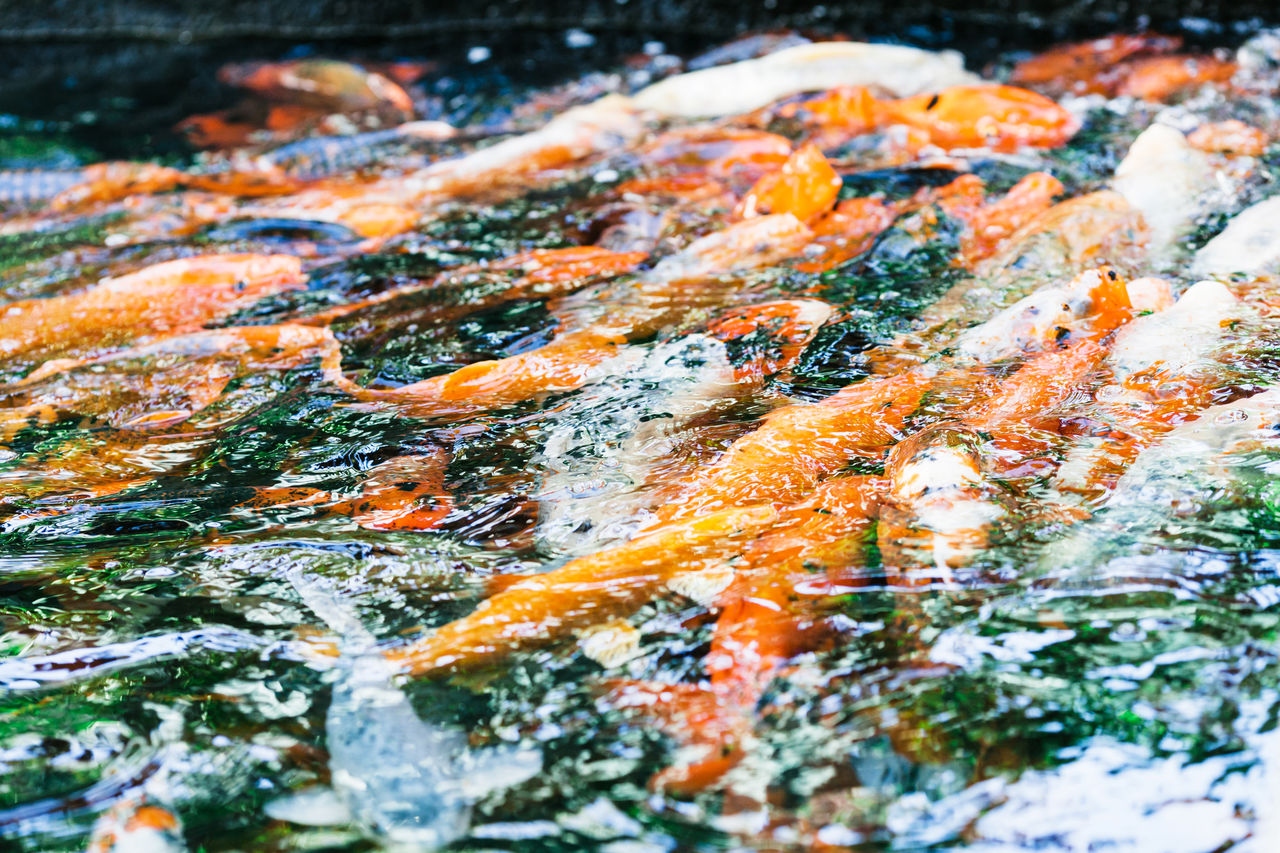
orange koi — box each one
[883,85,1080,152]
[337,216,811,410]
[963,338,1109,434]
[220,59,415,115]
[617,477,883,794]
[51,162,299,209]
[953,171,1065,266]
[777,85,879,136]
[494,246,649,284]
[708,477,881,698]
[1009,33,1183,94]
[794,196,898,273]
[1114,55,1237,101]
[779,84,1078,153]
[385,505,777,676]
[657,371,929,519]
[87,798,185,853]
[349,329,627,410]
[0,324,341,441]
[0,254,304,369]
[637,127,794,188]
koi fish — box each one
[655,477,882,793]
[252,121,457,178]
[1111,123,1217,261]
[0,254,304,371]
[881,84,1080,152]
[778,83,1079,153]
[632,41,979,118]
[735,142,842,222]
[1052,279,1260,498]
[50,162,298,210]
[654,371,929,520]
[940,171,1065,268]
[0,324,340,436]
[905,190,1146,355]
[535,298,832,555]
[1114,54,1237,101]
[1010,33,1234,101]
[1187,120,1270,156]
[1049,384,1280,572]
[948,267,1133,364]
[331,450,454,531]
[879,425,999,573]
[1009,33,1185,95]
[219,59,415,115]
[385,505,777,677]
[337,214,813,411]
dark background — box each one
[1,0,1276,158]
[2,0,1277,41]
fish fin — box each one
[667,564,735,607]
[579,619,643,668]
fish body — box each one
[535,334,737,556]
[1048,386,1280,570]
[1191,195,1280,276]
[0,254,304,371]
[1111,123,1216,261]
[633,41,979,118]
[1105,279,1248,381]
[254,121,456,178]
[880,425,1003,571]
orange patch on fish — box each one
[778,85,880,134]
[1187,120,1268,156]
[493,246,648,284]
[374,329,626,407]
[659,371,929,519]
[954,171,1065,266]
[735,143,842,223]
[963,337,1109,432]
[338,203,420,238]
[333,450,454,531]
[795,196,899,273]
[704,298,833,381]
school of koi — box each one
[5,27,1280,853]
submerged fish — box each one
[1049,385,1280,571]
[86,798,186,853]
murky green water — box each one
[3,29,1280,853]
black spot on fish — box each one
[926,94,940,111]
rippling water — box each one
[2,27,1280,853]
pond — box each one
[1,25,1280,853]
